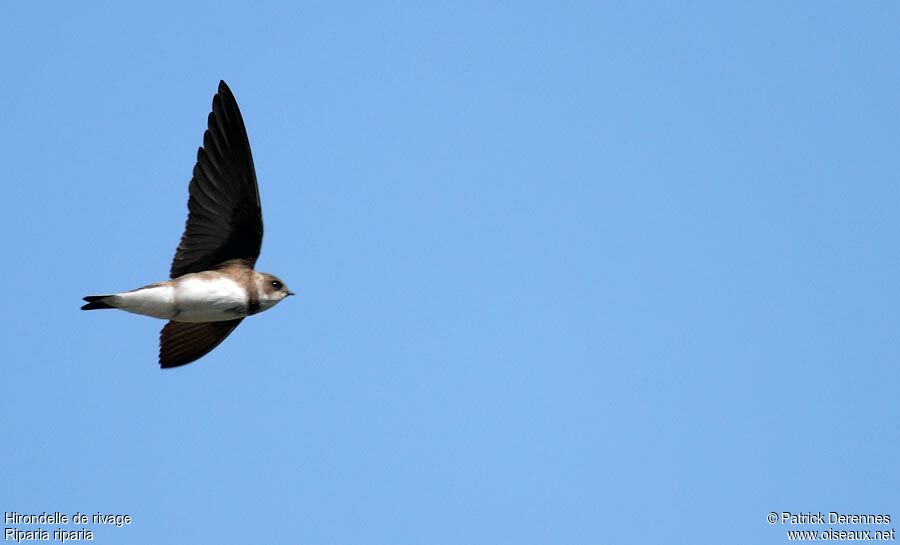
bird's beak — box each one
[286,291,295,296]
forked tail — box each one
[81,295,115,311]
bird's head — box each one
[257,272,294,309]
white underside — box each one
[109,276,249,322]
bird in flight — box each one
[82,81,292,368]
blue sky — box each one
[2,1,899,543]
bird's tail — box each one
[81,295,115,311]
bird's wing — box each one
[158,319,244,368]
[170,80,263,278]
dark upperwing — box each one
[170,80,263,278]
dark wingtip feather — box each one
[159,358,189,369]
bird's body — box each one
[86,267,285,323]
[82,81,292,368]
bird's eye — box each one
[271,280,282,289]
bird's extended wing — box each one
[158,319,244,368]
[170,80,263,278]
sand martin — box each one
[82,81,292,368]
